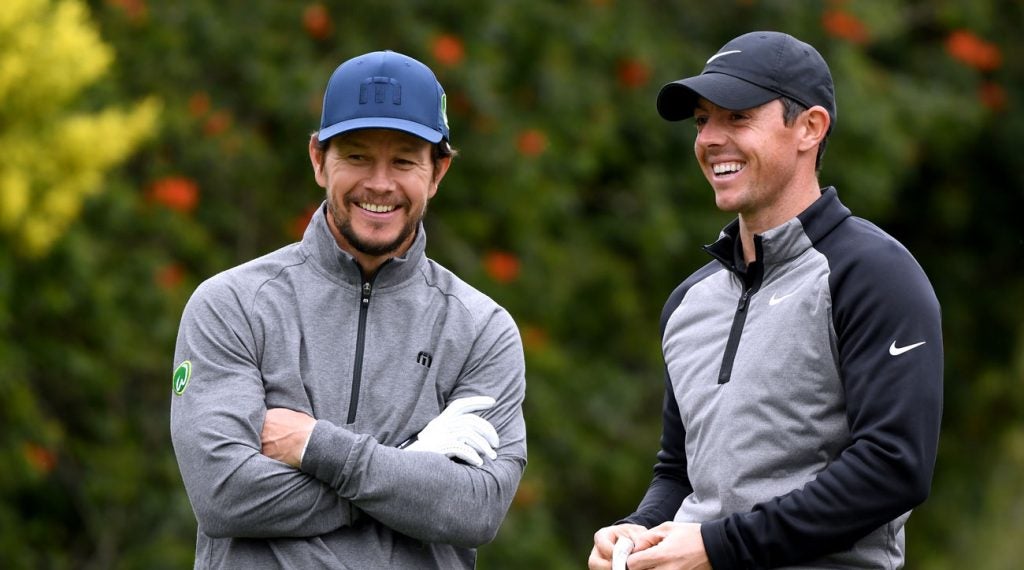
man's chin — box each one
[343,228,414,258]
[354,241,403,257]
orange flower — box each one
[148,176,199,213]
[946,30,1002,72]
[203,110,232,137]
[155,263,186,290]
[979,81,1008,112]
[512,478,541,508]
[106,0,148,23]
[188,92,211,118]
[23,443,57,475]
[822,9,869,44]
[617,58,651,89]
[303,4,333,40]
[484,251,521,283]
[516,129,547,157]
[521,325,549,352]
[432,34,465,67]
[290,203,321,240]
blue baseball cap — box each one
[318,50,450,144]
[657,31,836,129]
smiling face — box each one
[693,98,807,225]
[309,129,450,275]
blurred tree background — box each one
[1,0,1021,567]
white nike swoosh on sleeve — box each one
[889,340,926,356]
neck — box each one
[737,181,821,264]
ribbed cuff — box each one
[298,430,314,468]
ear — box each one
[309,134,328,188]
[797,106,830,153]
[427,155,452,199]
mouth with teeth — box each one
[357,202,398,214]
[711,161,745,177]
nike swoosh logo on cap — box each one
[889,340,926,356]
[706,50,742,64]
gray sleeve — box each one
[169,279,355,538]
[301,308,527,546]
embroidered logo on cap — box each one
[441,93,449,129]
[706,49,742,64]
[360,77,402,105]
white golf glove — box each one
[401,396,499,467]
[612,536,634,570]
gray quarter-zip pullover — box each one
[170,203,526,568]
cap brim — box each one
[318,117,444,143]
[657,73,781,121]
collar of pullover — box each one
[704,187,850,271]
[300,201,426,288]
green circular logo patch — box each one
[172,360,192,395]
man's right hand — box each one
[403,396,499,466]
[589,523,648,569]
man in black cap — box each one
[589,31,942,569]
[170,50,526,568]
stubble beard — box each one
[328,196,425,257]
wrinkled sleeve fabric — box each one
[702,229,944,568]
[301,307,527,547]
[170,278,353,539]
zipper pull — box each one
[738,289,751,312]
[361,282,372,305]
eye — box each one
[693,116,708,130]
[393,157,419,169]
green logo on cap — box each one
[441,93,449,130]
[172,360,192,395]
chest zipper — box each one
[717,287,751,385]
[347,280,373,424]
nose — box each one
[364,162,396,192]
[695,116,726,149]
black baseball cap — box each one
[657,31,836,129]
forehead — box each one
[332,128,431,152]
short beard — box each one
[329,198,424,257]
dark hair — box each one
[779,96,828,172]
[313,131,457,176]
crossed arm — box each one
[170,282,526,545]
[260,396,517,546]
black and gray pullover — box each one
[623,188,943,569]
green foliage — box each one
[2,0,1022,566]
[0,0,159,256]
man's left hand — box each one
[625,522,711,570]
[261,408,316,468]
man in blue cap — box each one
[589,31,942,569]
[171,50,526,568]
